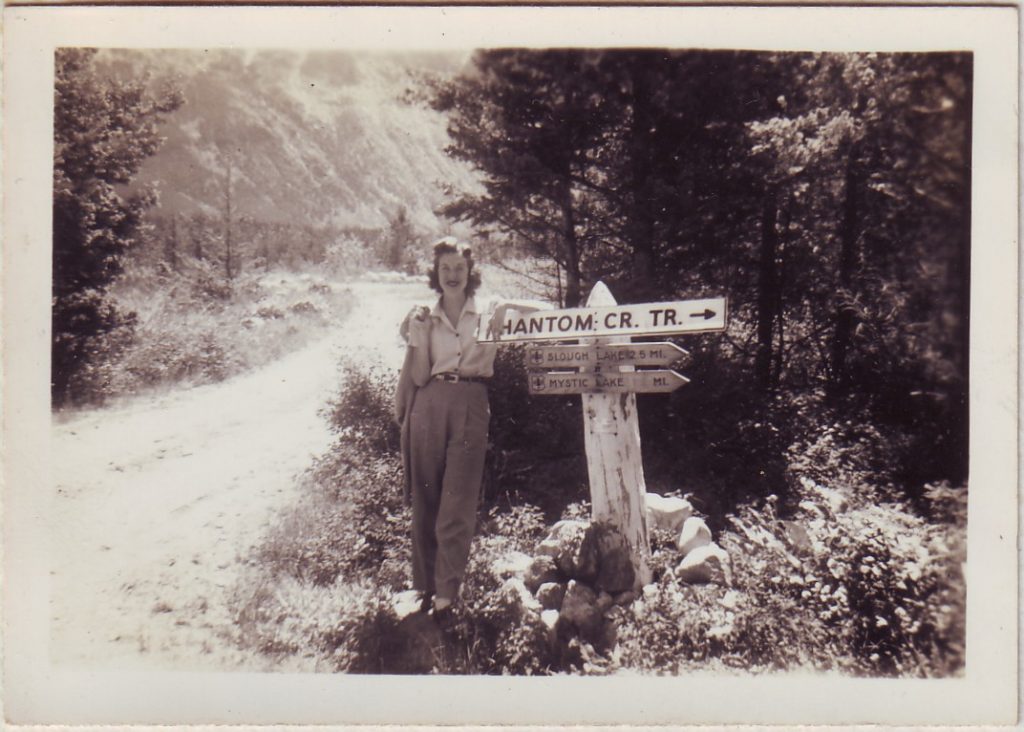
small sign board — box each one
[526,342,688,371]
[528,369,689,395]
[480,297,727,343]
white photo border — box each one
[3,4,1018,727]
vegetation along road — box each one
[50,277,427,671]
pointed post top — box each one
[586,280,617,307]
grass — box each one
[63,261,354,407]
[226,358,967,677]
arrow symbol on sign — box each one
[690,308,716,320]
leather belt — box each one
[434,372,489,384]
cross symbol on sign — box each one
[531,375,546,391]
[530,350,544,365]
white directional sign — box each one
[528,369,689,395]
[480,297,727,343]
[525,342,688,371]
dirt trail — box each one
[50,278,429,671]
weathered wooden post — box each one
[580,282,652,588]
[486,281,727,592]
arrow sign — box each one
[528,369,689,395]
[479,297,727,343]
[525,342,689,371]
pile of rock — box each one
[494,493,731,657]
[645,492,732,585]
[515,519,637,648]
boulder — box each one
[536,582,566,611]
[596,591,614,612]
[523,555,561,593]
[644,493,694,534]
[676,516,712,556]
[559,580,603,638]
[537,520,598,581]
[491,550,533,579]
[501,577,541,613]
[675,542,732,585]
[591,524,636,594]
[535,519,587,557]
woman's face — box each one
[437,251,469,297]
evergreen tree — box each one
[52,48,183,404]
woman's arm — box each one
[406,312,433,387]
[485,298,550,340]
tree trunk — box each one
[627,63,656,301]
[558,171,583,307]
[165,214,179,272]
[755,187,779,390]
[829,148,862,400]
[224,156,234,282]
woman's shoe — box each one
[430,598,456,627]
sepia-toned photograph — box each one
[3,4,1018,728]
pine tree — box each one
[52,48,183,404]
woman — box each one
[400,238,539,621]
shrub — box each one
[254,443,410,591]
[322,361,400,455]
[721,485,966,677]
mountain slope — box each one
[98,48,481,231]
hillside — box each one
[96,48,481,231]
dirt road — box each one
[49,277,429,671]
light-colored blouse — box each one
[408,295,499,378]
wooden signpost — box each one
[525,342,688,371]
[528,369,689,395]
[495,282,727,591]
[478,297,726,343]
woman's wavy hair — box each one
[427,236,481,296]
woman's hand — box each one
[486,303,511,341]
[407,305,431,344]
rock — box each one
[535,519,587,557]
[644,493,694,534]
[537,520,598,581]
[491,550,533,579]
[501,577,541,613]
[798,476,849,514]
[613,590,636,606]
[596,591,614,612]
[523,555,560,593]
[540,609,560,644]
[676,516,712,555]
[676,542,732,585]
[536,582,566,611]
[780,519,812,554]
[388,612,446,673]
[559,580,603,638]
[391,589,425,621]
[591,524,636,594]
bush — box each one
[254,443,410,591]
[322,360,400,455]
[719,485,966,677]
[58,265,353,408]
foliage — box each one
[52,48,184,405]
[63,264,351,406]
[431,49,971,496]
[322,360,402,455]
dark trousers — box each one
[409,379,490,599]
